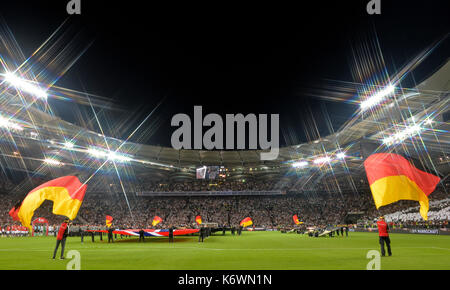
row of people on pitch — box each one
[328,227,349,237]
[48,216,392,261]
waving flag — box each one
[106,215,114,227]
[293,215,302,225]
[152,216,162,226]
[195,215,202,225]
[9,176,87,229]
[362,141,440,220]
[240,217,253,227]
[8,202,21,221]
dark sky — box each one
[1,1,449,147]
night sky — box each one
[1,1,449,147]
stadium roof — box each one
[1,60,449,185]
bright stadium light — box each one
[313,156,331,165]
[87,147,108,158]
[0,115,23,131]
[3,72,48,99]
[108,151,132,162]
[383,124,424,146]
[424,118,434,125]
[44,158,63,166]
[292,161,308,168]
[404,124,422,136]
[64,141,75,149]
[87,147,132,162]
[336,152,346,159]
[382,136,395,146]
[360,84,395,111]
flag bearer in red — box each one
[53,219,70,259]
[376,216,392,257]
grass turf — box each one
[0,231,449,270]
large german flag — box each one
[240,217,253,227]
[9,176,87,229]
[293,214,303,225]
[106,215,114,227]
[152,216,162,226]
[195,215,202,225]
[362,142,440,220]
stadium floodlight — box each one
[107,151,132,162]
[64,141,75,149]
[313,156,331,165]
[3,72,48,100]
[87,147,108,158]
[292,161,308,168]
[382,136,395,146]
[360,84,395,111]
[87,147,132,162]
[44,158,63,166]
[336,152,346,159]
[0,115,23,131]
[393,131,407,141]
[404,124,422,136]
[383,124,424,146]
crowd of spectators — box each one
[134,179,284,193]
[1,175,448,232]
[383,198,450,223]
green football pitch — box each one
[0,231,449,270]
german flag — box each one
[240,217,253,227]
[195,215,202,225]
[362,142,440,220]
[293,215,302,225]
[152,216,162,226]
[8,201,22,221]
[9,176,87,229]
[106,215,114,227]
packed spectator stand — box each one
[1,171,448,236]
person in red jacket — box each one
[376,216,392,257]
[52,219,70,260]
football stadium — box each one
[0,1,449,275]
